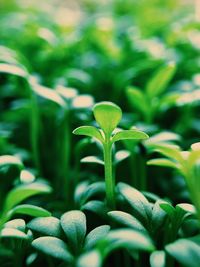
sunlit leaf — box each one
[93,102,122,135]
[112,129,148,143]
[28,216,62,237]
[146,62,176,98]
[32,237,73,262]
[3,182,52,213]
[84,225,110,250]
[61,210,86,253]
[73,126,104,143]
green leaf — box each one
[32,237,73,262]
[0,63,29,78]
[84,225,110,250]
[145,132,181,147]
[10,204,51,218]
[151,201,167,233]
[108,211,146,232]
[77,250,102,267]
[152,143,183,162]
[79,182,105,205]
[61,210,86,252]
[81,201,108,218]
[146,62,176,98]
[112,129,148,143]
[150,250,165,267]
[115,150,130,164]
[159,202,175,219]
[166,238,200,267]
[118,183,152,223]
[93,102,122,136]
[0,155,24,169]
[126,86,148,117]
[0,228,29,240]
[30,80,66,107]
[73,126,104,143]
[3,182,52,213]
[27,216,62,237]
[81,156,104,165]
[176,203,196,215]
[4,219,26,232]
[147,158,179,169]
[105,229,155,253]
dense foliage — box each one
[0,0,200,266]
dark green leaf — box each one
[61,210,86,252]
[32,237,73,262]
[28,216,62,237]
[84,225,110,250]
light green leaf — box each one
[4,219,26,232]
[0,228,29,240]
[147,158,179,169]
[150,250,165,267]
[112,129,149,143]
[30,81,66,107]
[73,126,104,143]
[146,62,176,98]
[126,86,148,116]
[27,216,62,237]
[153,144,183,162]
[0,155,24,169]
[77,250,102,267]
[145,132,181,147]
[93,102,122,136]
[10,204,51,218]
[115,150,130,164]
[61,210,86,253]
[32,237,73,262]
[166,238,200,267]
[3,182,52,213]
[0,63,29,78]
[176,203,196,215]
[81,156,104,165]
[84,225,110,250]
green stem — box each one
[30,90,41,174]
[56,109,71,204]
[103,140,115,210]
[138,155,147,191]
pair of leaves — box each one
[73,102,148,144]
[126,62,176,122]
[78,228,155,267]
[0,181,52,230]
[30,210,110,263]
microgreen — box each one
[73,101,148,209]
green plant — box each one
[148,142,200,223]
[73,101,148,209]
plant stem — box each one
[103,140,115,209]
[30,90,41,174]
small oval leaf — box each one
[32,237,73,262]
[93,102,122,136]
[61,210,86,253]
[73,126,104,143]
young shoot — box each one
[73,101,148,209]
